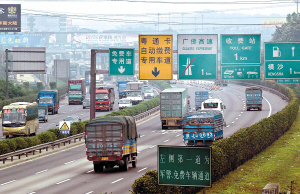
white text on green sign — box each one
[177,34,217,80]
[109,48,134,75]
[221,34,261,65]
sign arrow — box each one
[152,67,160,77]
[118,66,125,74]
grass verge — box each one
[204,108,300,194]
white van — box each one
[201,98,226,116]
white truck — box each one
[126,82,144,105]
[118,98,133,110]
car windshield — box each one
[127,91,141,97]
[145,88,154,93]
[2,110,26,124]
[95,93,108,100]
[120,99,131,104]
[69,91,82,95]
[203,103,218,108]
[84,98,90,102]
[65,117,79,121]
[38,109,45,115]
[39,97,53,103]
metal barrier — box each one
[0,133,85,164]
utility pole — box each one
[182,13,184,31]
[202,14,204,33]
[297,0,299,15]
[157,13,160,32]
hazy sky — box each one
[0,0,297,16]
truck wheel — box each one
[162,125,168,129]
[94,164,103,172]
[132,157,137,168]
[121,157,129,171]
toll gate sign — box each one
[158,145,212,187]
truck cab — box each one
[118,98,132,110]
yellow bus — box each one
[2,102,39,139]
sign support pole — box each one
[90,49,96,121]
[5,49,8,100]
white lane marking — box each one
[86,169,94,173]
[111,178,124,184]
[263,96,272,117]
[241,112,243,114]
[227,125,230,127]
[56,178,70,185]
[176,134,181,137]
[232,121,235,124]
[149,145,156,149]
[239,115,241,117]
[164,139,170,143]
[140,135,145,138]
[28,192,36,194]
[137,167,148,172]
[64,160,75,165]
[236,118,238,120]
[1,180,16,186]
[151,130,156,133]
[35,169,48,174]
[162,132,167,134]
[85,191,94,194]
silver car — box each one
[83,98,90,109]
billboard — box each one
[0,34,46,49]
[12,47,46,74]
[0,4,21,32]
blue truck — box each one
[183,110,224,146]
[117,81,130,99]
[245,87,263,111]
[85,116,138,172]
[195,91,209,111]
[37,90,59,115]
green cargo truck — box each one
[160,88,188,129]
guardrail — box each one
[0,133,85,164]
[0,99,161,165]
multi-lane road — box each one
[0,82,288,194]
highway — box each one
[0,82,288,194]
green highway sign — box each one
[158,145,212,187]
[177,34,217,80]
[221,65,261,79]
[221,34,261,65]
[109,48,134,76]
[265,42,300,79]
[277,79,300,84]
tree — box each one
[272,12,300,42]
